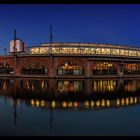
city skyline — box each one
[0,4,140,54]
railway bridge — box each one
[1,42,140,78]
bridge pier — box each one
[12,56,20,76]
[118,63,124,77]
[85,79,91,95]
[86,61,91,78]
[117,78,124,91]
[49,56,56,78]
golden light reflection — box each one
[93,80,116,93]
[58,80,83,94]
[27,85,30,90]
[41,80,44,89]
[85,100,89,107]
[106,100,110,107]
[68,101,73,107]
[41,100,45,107]
[91,101,94,107]
[124,81,138,92]
[74,101,78,108]
[31,99,35,106]
[52,101,56,108]
[126,98,129,105]
[130,97,133,104]
[62,101,67,108]
[36,100,40,107]
[28,96,138,109]
[26,80,29,86]
[31,84,34,91]
[96,101,100,107]
[135,97,137,103]
[3,81,7,91]
[121,98,125,106]
[101,99,105,107]
[116,99,120,106]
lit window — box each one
[129,50,137,56]
[111,49,119,55]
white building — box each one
[10,39,26,53]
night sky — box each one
[0,4,140,54]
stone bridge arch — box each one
[54,57,86,76]
[91,61,120,75]
[124,63,140,75]
[19,59,49,75]
[0,60,14,74]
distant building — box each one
[10,39,26,53]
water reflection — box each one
[28,97,138,109]
[92,80,117,93]
[1,78,140,135]
[57,80,83,94]
[0,78,140,109]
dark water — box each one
[1,78,140,136]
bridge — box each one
[1,42,140,78]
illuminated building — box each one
[0,41,140,77]
[28,42,140,57]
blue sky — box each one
[0,4,140,54]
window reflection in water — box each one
[92,80,117,93]
[124,80,140,92]
[22,80,48,93]
[29,97,138,109]
[0,78,140,110]
[57,80,84,94]
[2,81,8,91]
[0,79,14,95]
